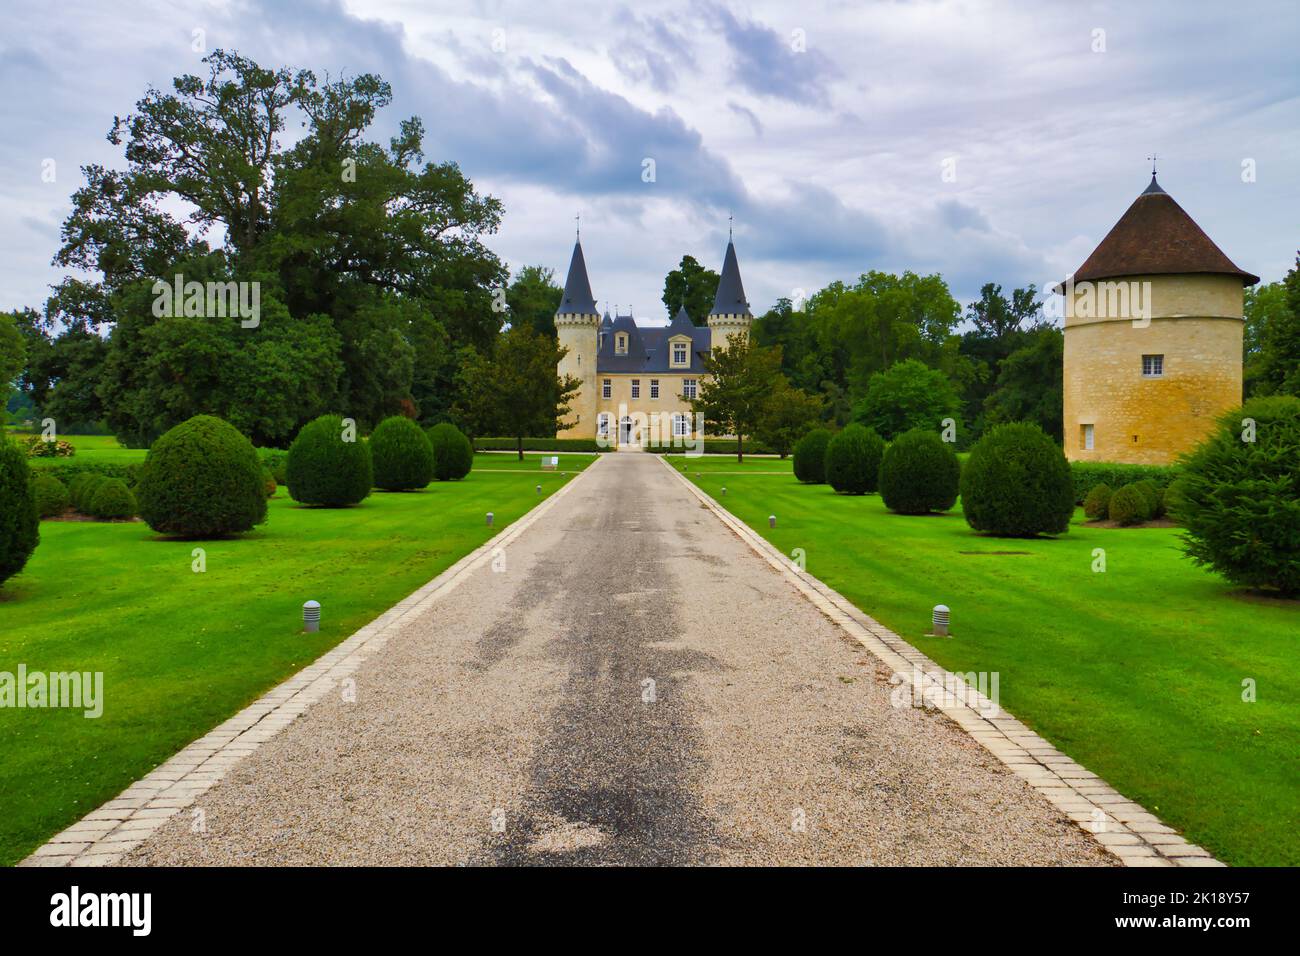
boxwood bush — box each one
[71,473,108,513]
[960,422,1073,537]
[792,428,833,484]
[1108,483,1151,526]
[286,414,373,506]
[0,437,39,587]
[427,422,474,481]
[1082,483,1112,521]
[32,473,70,518]
[89,477,137,520]
[825,424,885,495]
[1175,395,1300,594]
[878,428,960,514]
[137,415,268,536]
[1069,461,1178,504]
[371,416,435,490]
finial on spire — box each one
[728,211,734,241]
[575,212,580,241]
[1147,153,1158,178]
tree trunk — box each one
[517,435,524,461]
[737,433,744,464]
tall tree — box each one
[851,358,961,441]
[0,312,25,389]
[662,255,720,326]
[983,327,1064,441]
[756,376,823,458]
[456,325,580,459]
[507,265,563,337]
[1246,259,1300,398]
[692,336,784,461]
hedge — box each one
[27,459,142,489]
[1069,461,1178,504]
[650,439,777,455]
[473,437,603,453]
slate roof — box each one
[710,240,752,316]
[558,241,599,314]
[1064,175,1259,288]
[596,312,711,373]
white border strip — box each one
[659,455,1222,868]
[21,457,605,867]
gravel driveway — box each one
[124,453,1110,866]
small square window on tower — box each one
[1142,354,1164,377]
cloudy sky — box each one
[2,0,1297,324]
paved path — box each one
[123,453,1110,866]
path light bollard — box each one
[721,486,727,496]
[303,600,321,633]
[536,484,542,495]
[932,604,950,637]
[486,511,494,528]
[769,514,776,529]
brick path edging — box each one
[20,459,605,868]
[659,456,1223,868]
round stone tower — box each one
[554,239,600,439]
[707,238,753,347]
[1060,174,1258,465]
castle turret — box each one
[1060,174,1259,465]
[555,240,600,439]
[708,238,753,347]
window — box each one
[1142,354,1164,377]
[616,332,628,355]
[672,342,689,366]
[673,414,690,437]
[602,379,611,399]
[682,378,697,399]
[631,379,640,399]
[597,413,611,438]
[1080,423,1094,451]
[650,379,659,399]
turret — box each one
[554,240,600,438]
[708,237,753,347]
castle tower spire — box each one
[558,239,598,316]
[554,238,601,441]
[708,235,752,347]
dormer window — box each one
[615,332,629,355]
[670,338,690,368]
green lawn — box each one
[0,454,591,865]
[678,457,1299,867]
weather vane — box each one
[728,211,734,240]
[575,212,580,240]
[1147,154,1158,177]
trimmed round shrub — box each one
[371,416,435,491]
[877,428,960,514]
[0,437,40,588]
[137,415,268,537]
[427,423,473,481]
[1175,395,1300,594]
[1082,483,1112,521]
[32,473,70,518]
[89,478,137,520]
[824,424,885,495]
[960,422,1073,537]
[286,414,373,506]
[72,474,108,513]
[793,428,832,484]
[1133,479,1161,519]
[1108,483,1150,526]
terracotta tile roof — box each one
[1067,176,1259,287]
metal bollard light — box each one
[721,486,727,496]
[303,600,321,633]
[486,512,494,527]
[932,604,950,637]
[769,514,776,528]
[536,484,542,494]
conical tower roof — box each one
[558,241,599,314]
[710,240,752,316]
[1069,175,1258,286]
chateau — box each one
[554,237,752,445]
[1060,174,1258,465]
